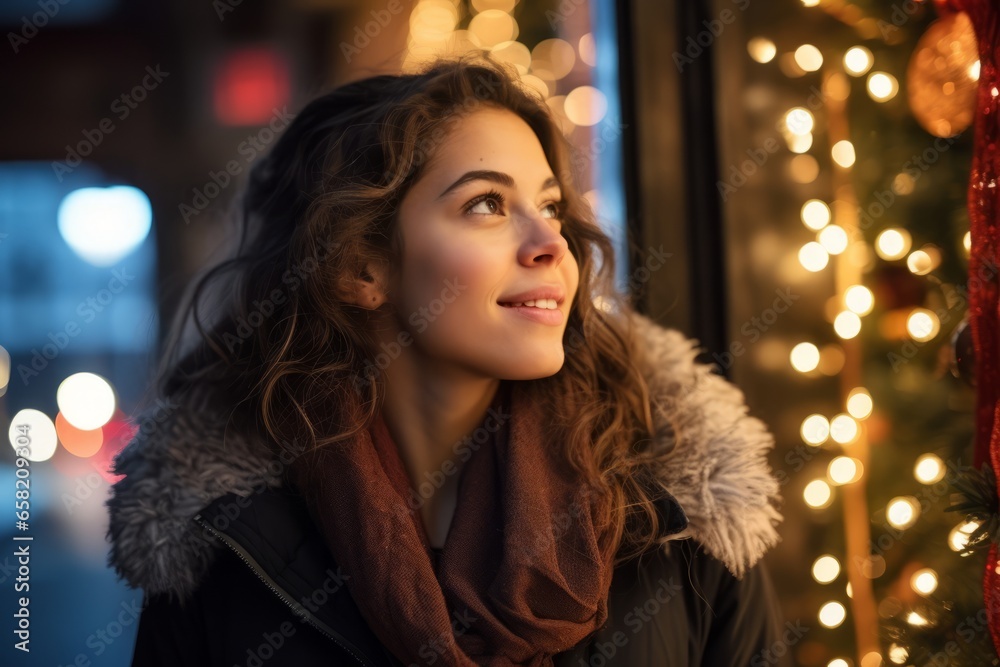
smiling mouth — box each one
[497,300,561,310]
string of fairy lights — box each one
[748,2,980,666]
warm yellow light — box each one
[911,568,938,595]
[844,46,873,76]
[791,342,821,372]
[801,414,831,445]
[800,241,830,271]
[819,225,849,254]
[964,231,972,254]
[847,388,873,419]
[530,38,575,80]
[875,228,911,260]
[788,133,814,153]
[795,44,824,72]
[845,285,874,315]
[801,199,831,230]
[563,85,607,126]
[862,652,886,667]
[868,71,899,101]
[893,172,916,194]
[409,0,459,44]
[818,344,846,376]
[812,555,841,583]
[970,60,981,81]
[907,248,940,275]
[0,343,9,398]
[832,140,856,168]
[801,0,820,6]
[834,311,862,339]
[468,9,517,48]
[57,372,117,431]
[829,660,850,667]
[8,409,59,462]
[887,496,920,529]
[845,582,853,599]
[914,454,945,484]
[907,308,940,342]
[907,611,929,626]
[578,33,596,67]
[490,40,531,74]
[949,520,980,552]
[888,644,909,665]
[789,155,820,183]
[472,0,516,11]
[830,413,858,444]
[829,456,862,485]
[748,37,777,64]
[784,107,815,135]
[545,95,574,134]
[804,479,833,508]
[819,601,847,628]
[519,74,549,100]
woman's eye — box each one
[466,197,503,216]
[542,202,564,219]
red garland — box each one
[936,0,1000,656]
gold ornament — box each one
[906,11,979,138]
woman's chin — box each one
[490,355,566,381]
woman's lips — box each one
[498,302,564,325]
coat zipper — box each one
[193,514,376,667]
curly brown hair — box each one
[151,51,674,567]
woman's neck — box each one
[380,352,501,488]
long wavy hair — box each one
[150,52,673,567]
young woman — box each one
[106,53,788,666]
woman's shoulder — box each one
[620,309,786,581]
[585,540,791,667]
[104,385,287,603]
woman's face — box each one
[388,105,580,381]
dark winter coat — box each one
[106,311,792,666]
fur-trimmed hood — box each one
[105,311,784,602]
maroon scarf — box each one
[288,381,617,666]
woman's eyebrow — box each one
[437,170,561,199]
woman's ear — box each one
[340,260,390,309]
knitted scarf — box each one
[288,380,618,666]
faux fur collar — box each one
[105,311,784,601]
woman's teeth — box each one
[501,299,558,310]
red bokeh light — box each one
[212,47,291,126]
